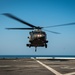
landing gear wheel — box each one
[28,44,31,48]
[29,45,31,48]
[45,44,47,48]
[26,44,31,48]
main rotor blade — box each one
[44,22,75,28]
[44,29,60,34]
[3,13,36,28]
[6,28,34,30]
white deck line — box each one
[34,59,62,75]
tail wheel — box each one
[35,47,37,52]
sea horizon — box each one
[0,55,75,59]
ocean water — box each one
[0,55,75,58]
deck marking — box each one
[34,59,62,75]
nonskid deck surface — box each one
[0,58,75,75]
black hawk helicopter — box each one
[3,13,75,52]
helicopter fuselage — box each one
[26,29,48,48]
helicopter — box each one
[2,13,75,52]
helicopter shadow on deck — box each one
[47,59,69,61]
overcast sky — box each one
[0,0,75,55]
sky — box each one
[0,0,75,55]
